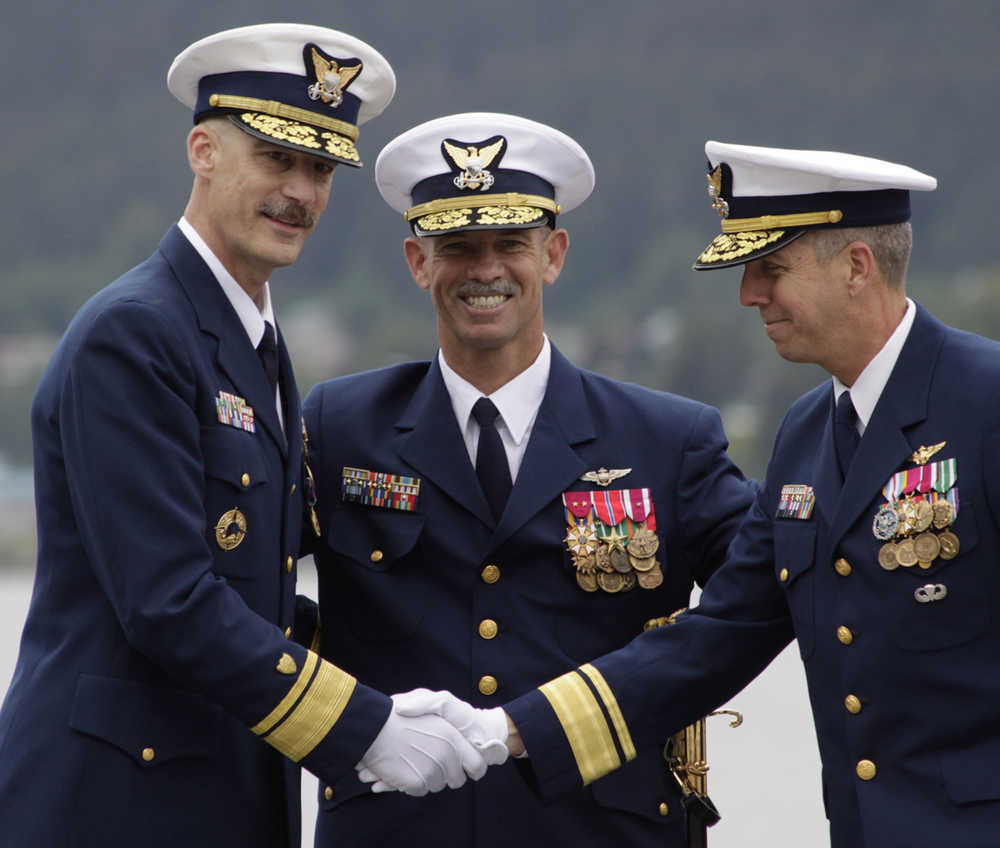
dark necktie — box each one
[833,390,860,480]
[257,322,279,398]
[472,397,512,521]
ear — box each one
[403,237,431,291]
[187,123,221,178]
[541,228,570,286]
[844,240,877,296]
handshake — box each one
[355,688,522,796]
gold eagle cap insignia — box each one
[580,467,632,487]
[909,441,946,466]
[306,45,362,107]
[442,137,506,191]
[707,165,729,219]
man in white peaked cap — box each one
[0,24,491,847]
[502,142,1000,847]
[302,113,754,847]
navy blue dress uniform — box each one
[0,25,396,847]
[304,114,756,847]
[506,144,1000,847]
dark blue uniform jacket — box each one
[0,226,390,847]
[304,346,754,847]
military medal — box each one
[562,488,662,592]
[932,500,954,529]
[637,561,664,589]
[913,499,933,533]
[629,553,657,572]
[628,526,659,558]
[938,530,960,560]
[597,571,624,593]
[895,538,918,567]
[872,504,899,540]
[878,542,899,571]
[215,507,247,551]
[913,532,940,567]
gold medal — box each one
[594,545,614,572]
[564,522,599,557]
[913,531,940,564]
[878,542,899,571]
[576,570,599,592]
[627,526,659,558]
[629,552,656,572]
[895,537,918,567]
[937,530,960,560]
[215,507,247,551]
[896,498,917,536]
[620,571,637,592]
[597,571,624,593]
[913,500,933,533]
[932,500,955,529]
[637,561,664,589]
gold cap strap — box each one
[406,192,561,222]
[721,209,843,233]
[208,94,359,140]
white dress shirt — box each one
[177,217,284,431]
[832,297,916,435]
[438,336,552,484]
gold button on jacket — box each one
[478,619,499,639]
[837,626,854,645]
[844,694,862,714]
[478,675,498,696]
[141,747,155,762]
[481,564,500,583]
[834,557,852,576]
[856,760,877,781]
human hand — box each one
[356,693,488,796]
[391,688,510,766]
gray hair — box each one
[806,221,912,287]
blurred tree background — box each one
[2,0,999,563]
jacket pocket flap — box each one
[325,502,424,571]
[69,674,220,765]
[200,425,269,489]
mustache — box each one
[259,199,316,228]
[455,280,517,297]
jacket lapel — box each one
[493,347,595,546]
[395,358,495,527]
[159,226,286,455]
[829,304,944,543]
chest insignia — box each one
[776,484,815,520]
[873,451,960,571]
[215,390,255,434]
[215,507,247,551]
[579,467,632,487]
[341,466,421,512]
[562,488,661,594]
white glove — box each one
[390,688,509,767]
[356,694,488,796]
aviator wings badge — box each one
[580,467,632,487]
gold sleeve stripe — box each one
[538,670,621,785]
[252,651,318,737]
[579,663,636,762]
[263,658,357,762]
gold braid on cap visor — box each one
[720,209,843,233]
[405,192,561,222]
[208,94,359,139]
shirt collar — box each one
[177,217,275,347]
[832,297,916,431]
[438,336,551,445]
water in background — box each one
[0,568,827,846]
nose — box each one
[739,267,770,308]
[467,247,503,282]
[281,162,318,206]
